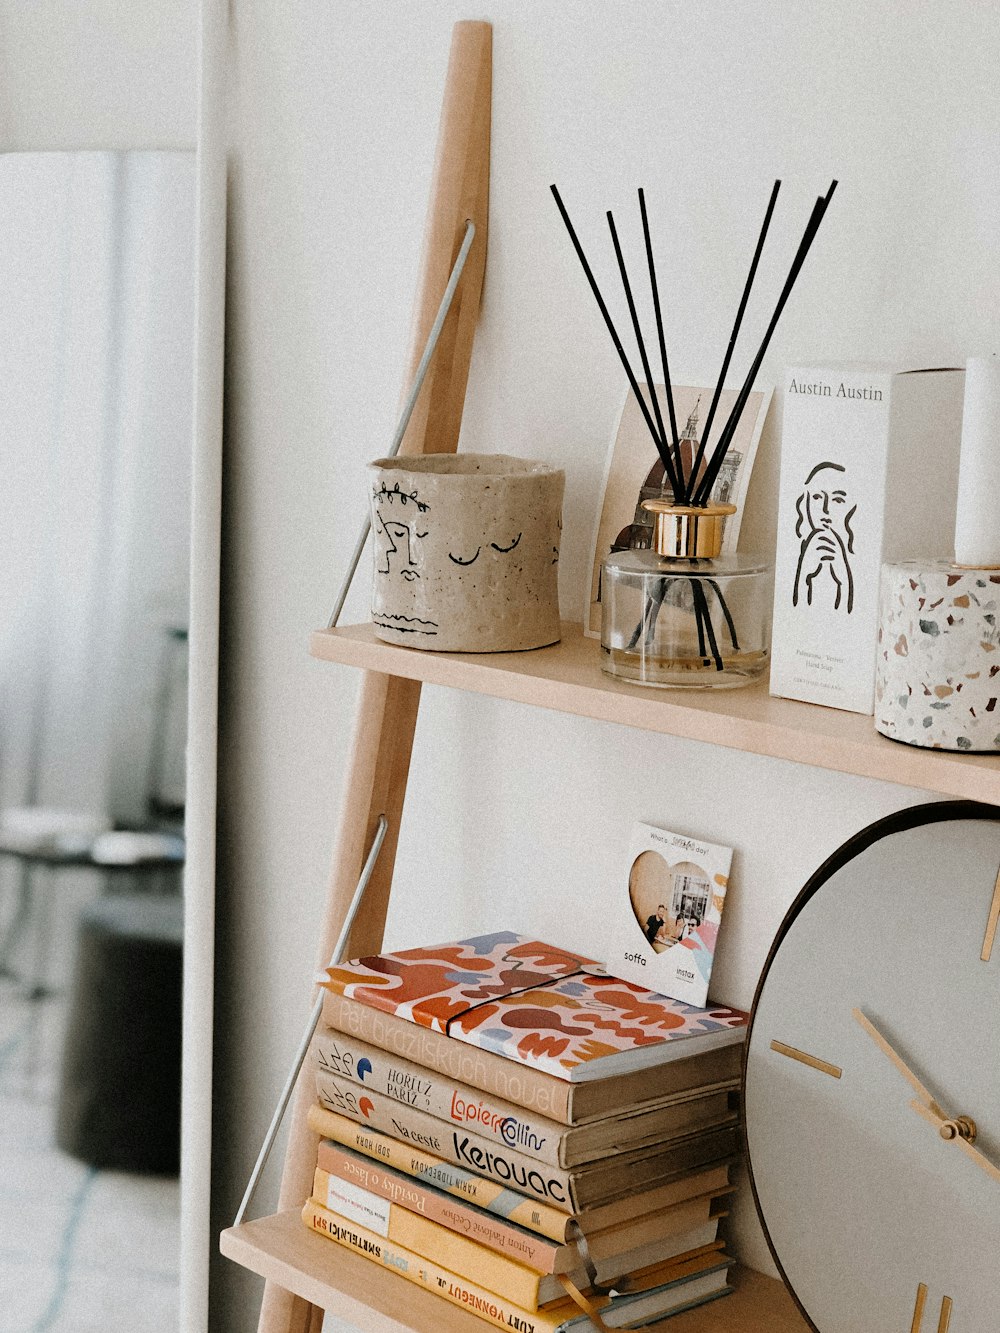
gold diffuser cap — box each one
[641,500,737,559]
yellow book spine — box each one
[314,1166,544,1310]
[302,1198,573,1333]
[307,1103,569,1243]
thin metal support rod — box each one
[327,219,477,628]
[0,863,33,979]
[233,813,389,1226]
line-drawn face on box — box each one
[793,460,857,614]
[367,455,564,652]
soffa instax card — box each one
[608,821,733,1007]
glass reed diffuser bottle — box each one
[550,174,836,690]
[601,500,772,688]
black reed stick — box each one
[706,578,740,650]
[607,209,679,496]
[692,581,723,671]
[638,188,683,495]
[693,191,830,505]
[553,177,836,516]
[687,180,781,502]
[628,581,667,653]
[701,187,834,504]
[693,583,708,659]
[693,181,837,506]
[550,184,678,487]
[716,187,833,430]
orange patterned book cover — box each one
[321,933,591,1034]
[319,932,747,1083]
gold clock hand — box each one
[909,1099,1000,1185]
[851,1008,946,1117]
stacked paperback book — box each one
[303,932,749,1331]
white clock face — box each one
[744,807,1000,1333]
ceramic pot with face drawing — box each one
[368,453,564,652]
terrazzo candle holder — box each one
[874,559,1000,752]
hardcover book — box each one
[319,931,748,1084]
[310,1107,733,1243]
[312,1163,723,1311]
[560,1251,733,1330]
[313,1075,579,1209]
[315,1141,732,1276]
[310,1029,739,1167]
[302,1197,575,1333]
[303,1197,731,1332]
[307,1099,739,1214]
[320,991,744,1124]
[322,933,591,1034]
[308,1105,571,1242]
[301,1199,730,1333]
[312,1165,570,1309]
[316,1142,571,1271]
[606,822,734,1007]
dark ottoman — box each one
[56,893,183,1174]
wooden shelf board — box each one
[310,622,1000,805]
[221,1210,808,1332]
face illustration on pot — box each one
[372,481,431,587]
[371,480,528,636]
[367,457,564,653]
[793,461,857,614]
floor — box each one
[0,948,180,1331]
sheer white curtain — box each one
[0,150,194,828]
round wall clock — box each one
[744,800,1000,1333]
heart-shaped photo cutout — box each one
[628,849,713,954]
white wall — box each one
[0,2,196,151]
[214,1,1000,1327]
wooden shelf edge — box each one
[221,1210,809,1332]
[309,623,1000,805]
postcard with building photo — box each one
[607,820,734,1008]
[584,383,773,637]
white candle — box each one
[954,354,1000,567]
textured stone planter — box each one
[368,453,564,652]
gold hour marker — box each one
[911,1283,928,1333]
[981,863,1000,962]
[770,1039,842,1079]
[911,1285,953,1333]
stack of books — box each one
[302,932,748,1332]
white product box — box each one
[770,363,965,714]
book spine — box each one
[314,1166,545,1309]
[309,1105,571,1243]
[302,1198,571,1333]
[314,1072,577,1211]
[322,990,573,1123]
[583,1194,713,1263]
[570,1127,738,1211]
[312,1028,569,1166]
[316,1144,564,1273]
[569,1162,732,1239]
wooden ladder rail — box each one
[256,21,491,1333]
